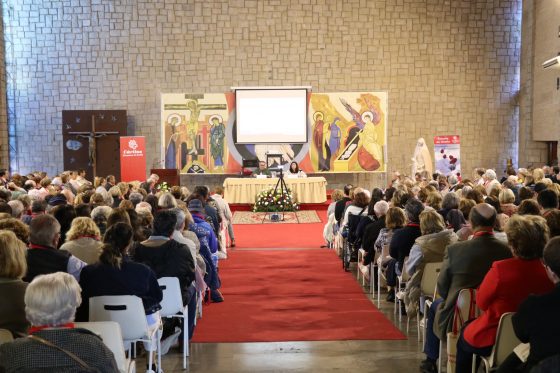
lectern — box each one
[151,169,180,186]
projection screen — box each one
[235,88,308,144]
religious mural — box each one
[161,91,387,174]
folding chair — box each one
[158,277,189,369]
[395,257,410,322]
[75,321,136,373]
[0,328,13,345]
[417,262,443,344]
[473,312,520,373]
[441,288,479,373]
[377,240,392,307]
[89,295,162,373]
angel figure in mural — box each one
[411,137,433,177]
[312,111,332,171]
[340,99,383,171]
[165,113,184,169]
[209,114,226,170]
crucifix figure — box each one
[68,115,119,177]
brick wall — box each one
[2,0,537,187]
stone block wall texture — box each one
[2,0,542,187]
[0,1,8,169]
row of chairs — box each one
[353,253,523,373]
[0,277,203,373]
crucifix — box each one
[68,115,119,178]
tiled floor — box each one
[153,266,433,373]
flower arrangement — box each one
[253,187,299,212]
[156,181,169,192]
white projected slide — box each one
[236,89,308,143]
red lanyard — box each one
[77,235,99,241]
[407,223,420,227]
[29,323,75,334]
[28,244,53,250]
[473,228,494,237]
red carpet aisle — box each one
[192,249,405,343]
[233,209,327,249]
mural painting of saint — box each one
[209,114,226,170]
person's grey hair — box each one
[460,185,473,198]
[484,169,497,180]
[29,214,60,246]
[405,198,425,223]
[373,200,389,217]
[448,174,459,186]
[170,208,186,230]
[95,186,113,206]
[25,272,81,326]
[8,200,24,218]
[129,192,144,206]
[91,205,113,221]
[24,180,36,188]
[442,192,460,210]
[135,201,152,213]
[158,192,178,209]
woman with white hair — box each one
[158,192,178,210]
[0,272,119,372]
[483,169,500,195]
[90,205,113,235]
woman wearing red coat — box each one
[455,215,555,373]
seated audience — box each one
[517,199,541,216]
[499,188,518,216]
[361,200,389,266]
[0,231,29,337]
[497,236,560,372]
[133,210,198,337]
[212,186,235,249]
[389,198,424,273]
[455,215,554,373]
[0,217,30,244]
[334,184,353,224]
[404,210,458,315]
[545,210,560,238]
[24,214,86,283]
[375,207,406,301]
[537,189,559,216]
[0,272,118,372]
[77,222,162,328]
[51,204,77,248]
[420,203,512,373]
[60,217,103,265]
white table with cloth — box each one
[223,177,327,204]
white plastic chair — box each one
[89,295,161,373]
[473,312,520,373]
[0,328,13,345]
[158,277,189,369]
[75,321,136,373]
[417,262,443,344]
[395,257,410,322]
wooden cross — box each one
[68,115,119,178]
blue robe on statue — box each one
[165,139,176,169]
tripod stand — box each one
[270,168,289,222]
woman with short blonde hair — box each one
[0,230,29,336]
[60,217,102,265]
[498,188,517,217]
[425,192,443,210]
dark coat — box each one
[334,197,351,223]
[433,234,512,340]
[0,328,119,372]
[0,279,28,337]
[133,238,195,304]
[362,216,386,265]
[77,258,163,321]
[513,285,560,369]
[389,224,422,270]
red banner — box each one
[120,136,146,182]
